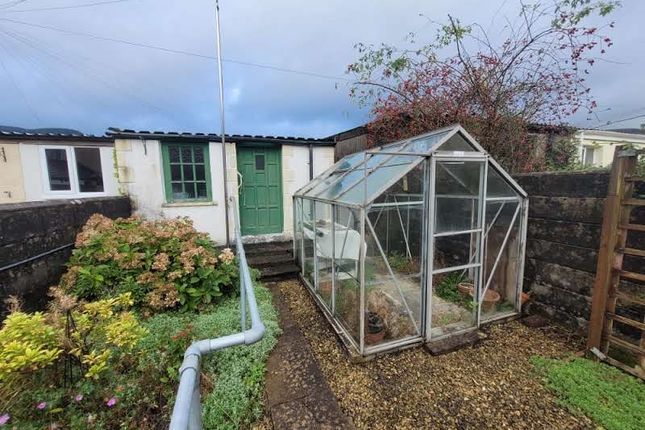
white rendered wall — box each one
[20,143,118,202]
[115,139,333,243]
[114,138,238,245]
[282,145,334,237]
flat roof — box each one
[106,127,335,146]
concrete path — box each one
[264,282,354,430]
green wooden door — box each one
[237,146,283,235]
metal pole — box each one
[215,0,230,246]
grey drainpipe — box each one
[308,143,314,181]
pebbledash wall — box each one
[0,197,131,315]
[113,137,334,244]
[514,171,644,334]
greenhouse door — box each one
[427,156,486,339]
[237,146,283,236]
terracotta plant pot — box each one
[457,282,501,313]
[365,312,385,345]
[319,280,332,298]
[457,282,474,295]
[520,292,530,307]
[481,289,501,313]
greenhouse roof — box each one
[295,124,526,207]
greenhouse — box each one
[293,125,528,356]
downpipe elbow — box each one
[244,322,266,345]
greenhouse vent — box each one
[293,124,528,356]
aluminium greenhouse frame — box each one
[293,125,528,356]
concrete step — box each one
[247,252,294,268]
[243,241,293,257]
[259,263,300,281]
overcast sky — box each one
[0,0,643,137]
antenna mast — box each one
[215,0,230,246]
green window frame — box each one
[161,142,212,203]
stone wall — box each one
[0,197,131,315]
[514,171,644,334]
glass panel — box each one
[434,161,482,233]
[183,164,194,181]
[482,205,522,320]
[171,183,183,199]
[184,183,196,199]
[194,147,204,163]
[181,147,193,163]
[171,164,182,181]
[435,197,480,234]
[255,154,265,170]
[487,164,519,198]
[402,130,450,153]
[315,168,365,199]
[195,164,205,181]
[363,193,423,349]
[431,267,478,338]
[436,132,476,152]
[74,148,104,192]
[333,205,361,344]
[314,202,334,308]
[45,148,71,191]
[434,232,480,270]
[302,199,316,285]
[168,146,180,163]
[338,156,422,206]
[196,182,207,198]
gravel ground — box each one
[277,279,594,430]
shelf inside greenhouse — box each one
[293,125,528,356]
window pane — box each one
[184,183,196,199]
[172,183,183,199]
[74,148,104,192]
[436,133,476,152]
[195,164,205,181]
[196,182,207,198]
[183,164,194,181]
[194,147,204,163]
[487,165,518,198]
[171,164,182,181]
[45,148,71,191]
[255,154,265,170]
[181,147,193,163]
[169,146,180,162]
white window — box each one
[41,146,105,195]
[582,146,595,166]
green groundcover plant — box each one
[532,356,645,430]
[0,215,281,429]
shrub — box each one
[0,291,147,429]
[60,214,239,312]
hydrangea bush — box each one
[60,214,238,312]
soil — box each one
[274,279,594,430]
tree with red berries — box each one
[348,0,619,172]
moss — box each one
[532,356,645,430]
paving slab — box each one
[264,282,354,430]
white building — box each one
[576,128,645,167]
[107,128,335,245]
[0,130,119,204]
